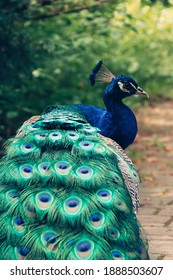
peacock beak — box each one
[136,87,149,98]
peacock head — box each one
[104,74,149,100]
[89,60,148,109]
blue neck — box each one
[104,102,138,149]
[74,101,138,150]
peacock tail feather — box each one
[0,105,149,260]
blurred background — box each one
[1,0,173,152]
[1,1,172,259]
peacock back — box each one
[0,105,149,260]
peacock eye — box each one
[118,81,130,93]
[124,85,128,89]
[123,82,129,88]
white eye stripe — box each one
[118,82,130,93]
[129,82,137,90]
[137,86,143,92]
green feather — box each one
[0,105,149,260]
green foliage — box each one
[0,0,173,149]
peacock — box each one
[0,61,149,260]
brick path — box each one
[128,101,173,260]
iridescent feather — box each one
[0,105,149,260]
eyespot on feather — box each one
[54,162,71,175]
[137,246,142,255]
[114,198,129,213]
[79,141,94,151]
[7,190,20,202]
[20,144,35,153]
[28,124,40,131]
[131,169,139,181]
[76,166,93,180]
[49,132,62,141]
[36,192,53,210]
[83,127,97,133]
[111,250,124,260]
[35,133,47,140]
[75,241,93,259]
[108,228,120,240]
[97,189,112,203]
[67,132,79,140]
[20,165,33,178]
[25,202,36,217]
[64,198,82,214]
[38,162,51,176]
[13,217,25,232]
[42,232,58,251]
[17,247,30,260]
[89,212,104,228]
[11,168,19,179]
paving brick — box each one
[138,207,156,215]
[142,226,173,236]
[129,102,173,260]
[149,241,173,254]
[147,235,173,241]
[159,206,173,216]
[138,214,170,226]
[150,253,165,260]
[163,255,173,260]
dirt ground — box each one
[128,100,173,260]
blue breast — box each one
[74,104,138,149]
